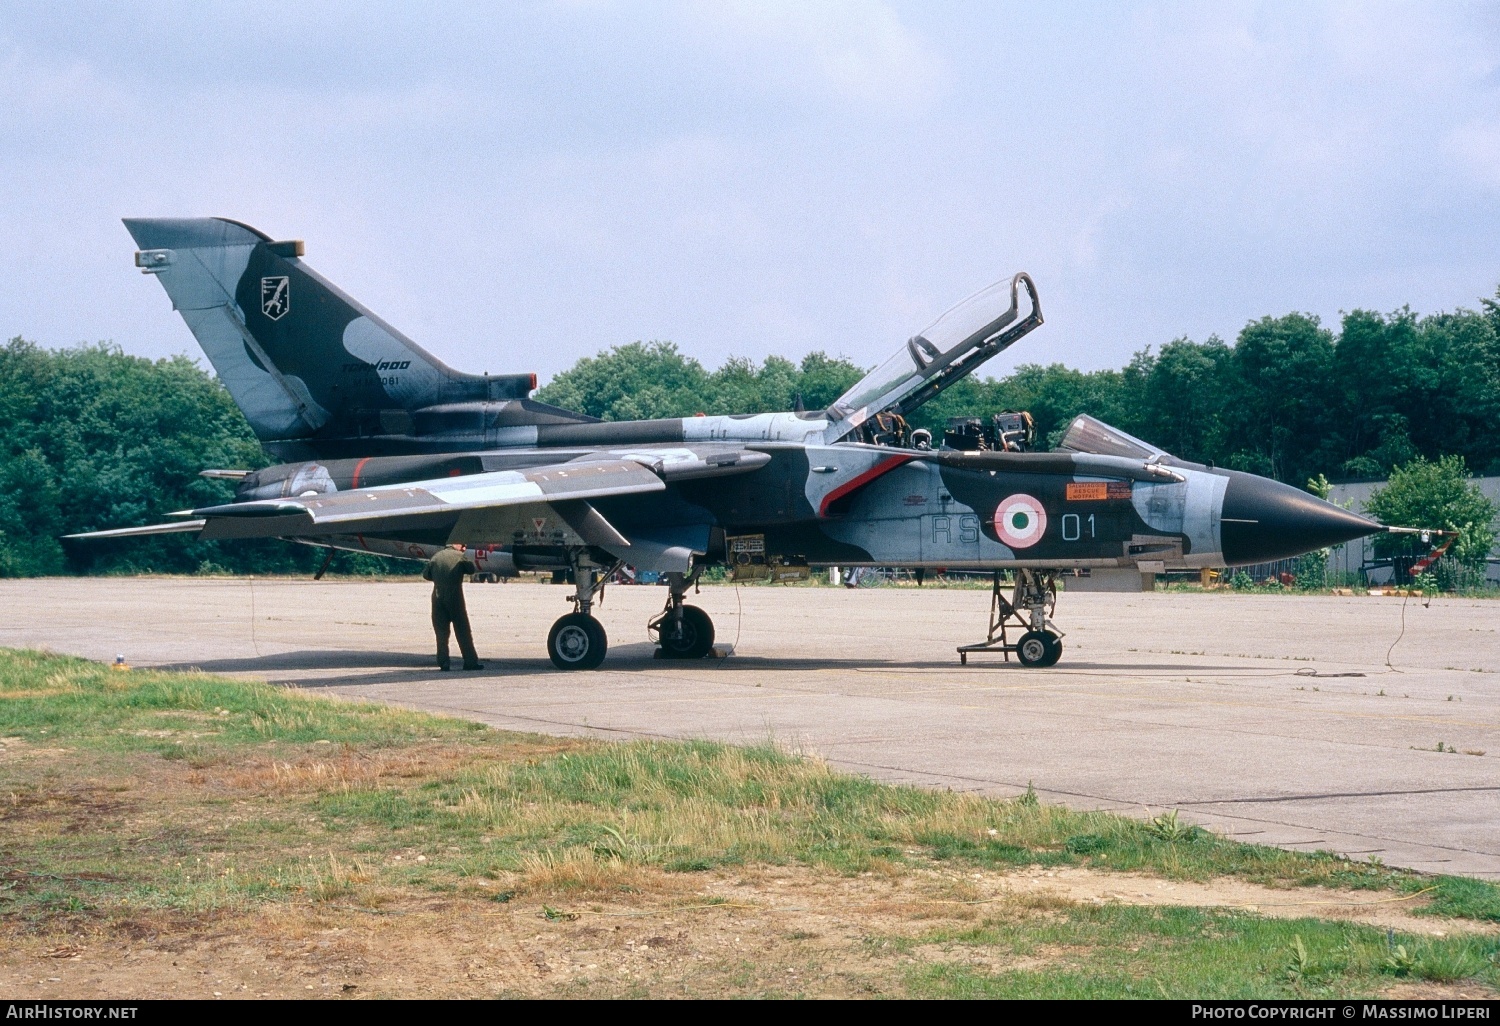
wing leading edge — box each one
[65,449,771,570]
[192,457,665,538]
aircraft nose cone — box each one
[1220,471,1382,565]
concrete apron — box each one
[4,577,1497,879]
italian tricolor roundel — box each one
[995,494,1047,548]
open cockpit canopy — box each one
[827,273,1041,440]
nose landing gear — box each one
[1014,628,1063,668]
[958,569,1063,667]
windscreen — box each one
[829,278,1020,421]
[1055,415,1165,460]
[827,349,921,421]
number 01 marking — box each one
[1062,513,1095,542]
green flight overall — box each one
[423,544,484,671]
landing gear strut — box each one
[547,558,620,671]
[958,569,1063,667]
[648,571,715,660]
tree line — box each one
[3,285,1497,576]
[0,340,383,577]
[537,297,1500,486]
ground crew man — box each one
[423,543,483,671]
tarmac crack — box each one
[1181,785,1500,805]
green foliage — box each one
[0,648,484,749]
[1294,549,1329,589]
[1365,455,1497,569]
[0,338,399,577]
[0,338,251,575]
[532,340,710,420]
[1423,874,1500,922]
[1229,314,1336,481]
[8,643,1500,991]
[1431,557,1490,593]
[1147,809,1204,842]
[908,361,1131,447]
[793,351,869,412]
[899,908,1500,999]
[8,278,1500,580]
[539,284,1499,490]
[932,298,1500,487]
[1382,942,1418,976]
[534,341,863,421]
[1123,336,1237,464]
[1284,934,1322,983]
[1064,834,1109,854]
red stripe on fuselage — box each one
[818,455,915,518]
[350,456,371,490]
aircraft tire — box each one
[1016,630,1053,668]
[1039,632,1063,667]
[548,613,608,670]
[657,605,715,660]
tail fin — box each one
[124,217,537,455]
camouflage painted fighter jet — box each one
[72,218,1384,670]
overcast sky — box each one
[4,2,1500,383]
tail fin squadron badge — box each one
[261,276,290,320]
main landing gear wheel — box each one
[548,612,608,670]
[656,604,715,660]
[1016,629,1062,668]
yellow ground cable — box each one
[1215,885,1437,910]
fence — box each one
[1203,553,1494,591]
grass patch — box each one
[899,906,1500,999]
[2,648,1498,998]
[4,647,1498,909]
[1415,875,1500,922]
[0,648,488,751]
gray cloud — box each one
[3,1,1499,384]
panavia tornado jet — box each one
[73,218,1384,669]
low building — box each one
[1326,477,1500,586]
